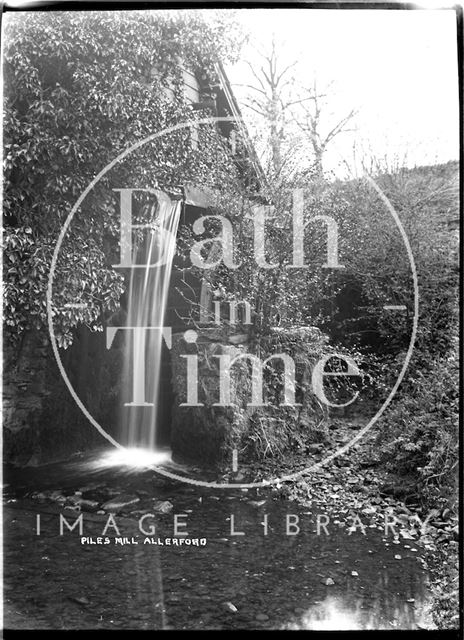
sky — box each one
[226,8,459,176]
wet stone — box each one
[68,596,90,606]
[152,500,174,514]
[101,494,140,512]
[256,613,270,622]
[79,499,100,512]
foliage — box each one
[327,162,459,357]
[177,159,458,472]
[209,158,458,496]
[375,339,459,507]
[320,161,459,505]
[429,550,460,630]
[3,10,243,347]
[195,160,457,360]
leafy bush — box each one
[376,341,458,506]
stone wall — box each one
[169,326,330,467]
[3,330,50,465]
[4,323,330,468]
[3,327,122,465]
[170,328,251,466]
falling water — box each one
[122,191,182,450]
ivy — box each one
[3,10,243,347]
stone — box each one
[308,443,324,453]
[152,500,174,514]
[48,490,66,502]
[69,596,90,606]
[4,327,120,465]
[324,578,335,586]
[101,494,140,512]
[79,499,100,512]
[256,613,270,622]
[228,334,248,344]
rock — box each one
[437,533,452,544]
[308,443,324,453]
[228,334,248,345]
[256,613,269,622]
[79,483,103,492]
[25,454,40,467]
[152,500,174,514]
[223,602,238,613]
[399,529,416,540]
[396,504,411,515]
[324,578,335,586]
[47,490,65,502]
[69,596,90,606]
[249,500,266,508]
[351,571,359,577]
[79,499,100,512]
[395,554,402,560]
[101,494,140,512]
[66,493,98,510]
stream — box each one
[3,449,435,630]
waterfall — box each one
[122,191,182,450]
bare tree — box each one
[236,39,357,181]
[292,79,357,179]
[235,37,309,179]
